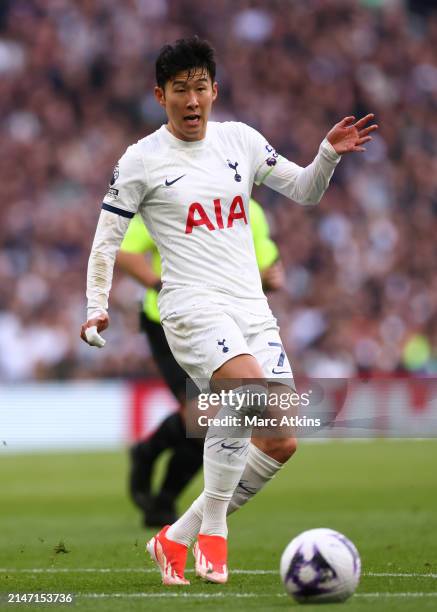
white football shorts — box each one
[161,302,293,390]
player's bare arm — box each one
[326,114,378,154]
[116,251,161,289]
[261,261,285,292]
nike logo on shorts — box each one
[165,174,185,186]
[272,368,291,375]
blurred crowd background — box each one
[0,0,436,382]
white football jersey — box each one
[99,122,340,319]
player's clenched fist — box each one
[80,312,109,348]
[326,114,378,154]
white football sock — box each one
[199,433,251,535]
[201,494,229,537]
[167,433,250,542]
[200,384,271,537]
[166,495,203,547]
[166,442,283,544]
[168,385,268,543]
[227,442,282,514]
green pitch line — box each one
[1,440,436,611]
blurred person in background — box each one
[117,198,285,527]
[0,1,435,381]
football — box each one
[280,528,361,604]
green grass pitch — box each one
[1,440,436,611]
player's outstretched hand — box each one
[80,312,109,348]
[326,114,378,154]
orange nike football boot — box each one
[193,533,228,584]
[146,526,190,585]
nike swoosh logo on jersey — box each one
[272,368,291,375]
[165,174,185,186]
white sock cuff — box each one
[247,443,283,478]
[191,494,204,519]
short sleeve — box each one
[102,144,148,218]
[240,123,281,186]
[120,214,154,253]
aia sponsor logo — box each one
[185,196,248,234]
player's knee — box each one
[257,437,297,464]
[283,437,298,460]
[273,437,297,464]
[233,384,268,417]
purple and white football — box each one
[280,528,361,603]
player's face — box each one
[155,68,217,142]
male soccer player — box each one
[81,37,377,585]
[117,200,284,528]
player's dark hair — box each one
[155,36,216,88]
